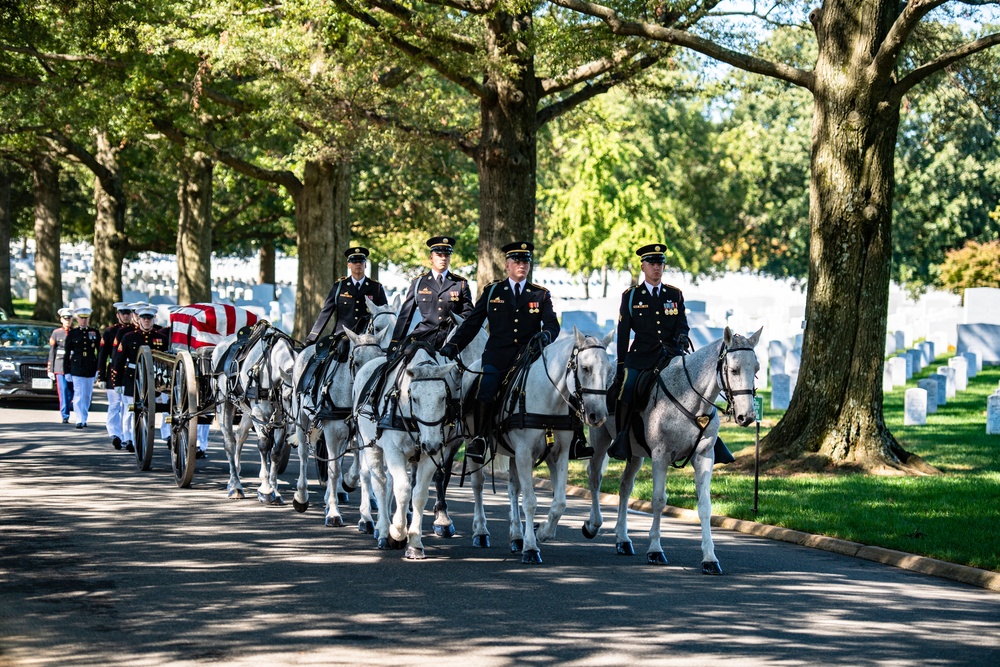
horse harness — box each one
[221,323,295,437]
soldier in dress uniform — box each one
[387,236,474,359]
[98,302,134,449]
[111,305,170,452]
[304,246,389,345]
[607,244,733,464]
[47,307,76,424]
[440,241,560,464]
[65,307,101,428]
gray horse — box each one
[583,326,762,573]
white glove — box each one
[47,371,55,381]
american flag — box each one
[169,303,261,351]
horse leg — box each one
[536,434,571,543]
[505,455,524,554]
[265,425,286,506]
[323,422,346,527]
[383,441,411,549]
[365,445,392,547]
[583,423,613,539]
[342,438,361,492]
[644,454,670,565]
[693,443,722,574]
[292,415,312,513]
[405,458,437,559]
[513,443,542,564]
[432,441,458,538]
[470,456,491,548]
[614,454,644,555]
[254,417,279,505]
[222,403,245,500]
[355,449,375,535]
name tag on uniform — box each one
[633,302,649,309]
[450,291,460,301]
[341,292,353,298]
[419,288,433,295]
[490,297,504,304]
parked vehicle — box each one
[0,320,60,400]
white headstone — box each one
[885,333,897,356]
[904,388,927,426]
[930,373,948,405]
[898,353,913,380]
[771,374,790,411]
[937,366,958,399]
[769,354,785,376]
[894,330,905,351]
[924,340,936,364]
[948,356,969,392]
[962,351,978,378]
[785,349,801,375]
[917,378,938,414]
[883,365,893,393]
[907,348,923,372]
[987,395,1000,435]
[964,287,1000,325]
[888,357,907,387]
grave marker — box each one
[948,356,969,392]
[904,388,927,426]
[936,366,958,399]
[917,378,938,414]
[771,374,790,411]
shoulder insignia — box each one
[527,282,548,293]
[662,283,682,293]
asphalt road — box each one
[2,398,999,667]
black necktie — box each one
[437,275,443,286]
[515,283,521,300]
[653,286,659,299]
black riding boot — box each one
[607,401,632,461]
[713,437,735,465]
[569,422,594,459]
[465,401,491,464]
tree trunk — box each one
[582,272,590,299]
[602,265,609,298]
[90,132,126,325]
[0,170,14,315]
[176,152,213,305]
[32,154,61,322]
[258,240,276,285]
[292,158,350,338]
[474,11,538,294]
[763,1,935,475]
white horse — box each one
[582,326,762,574]
[290,327,387,524]
[352,345,457,558]
[467,328,614,564]
[211,325,297,504]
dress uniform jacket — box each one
[47,326,72,374]
[65,326,101,377]
[389,271,473,352]
[97,323,122,384]
[309,276,388,339]
[110,328,169,395]
[617,283,690,370]
[449,280,560,371]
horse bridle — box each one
[680,339,758,420]
[365,310,395,335]
[542,339,609,423]
[349,340,383,378]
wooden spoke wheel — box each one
[169,350,199,488]
[132,346,156,471]
[314,433,329,485]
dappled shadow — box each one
[2,411,999,666]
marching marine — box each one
[47,307,75,424]
[440,241,560,464]
[305,246,388,345]
[64,307,100,428]
[388,236,474,358]
[98,302,134,449]
[111,305,169,452]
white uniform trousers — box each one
[71,375,96,426]
[198,424,210,452]
[121,394,134,444]
[156,392,170,440]
[105,388,124,439]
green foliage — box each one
[936,240,1000,294]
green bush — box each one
[936,239,1000,296]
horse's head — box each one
[568,327,614,428]
[365,297,397,340]
[405,357,457,455]
[721,326,763,427]
[345,329,384,376]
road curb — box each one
[534,477,1000,593]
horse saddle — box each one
[216,321,271,377]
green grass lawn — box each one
[549,356,1000,572]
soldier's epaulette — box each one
[449,273,468,283]
[622,284,640,296]
[335,276,348,283]
[527,281,549,293]
[662,283,682,293]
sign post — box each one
[753,396,763,514]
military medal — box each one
[529,301,539,313]
[450,290,460,302]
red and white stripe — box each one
[170,303,261,350]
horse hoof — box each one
[388,536,407,550]
[341,479,356,493]
[646,551,668,565]
[582,522,598,540]
[358,520,375,534]
[702,561,723,575]
[376,538,389,550]
[228,488,245,500]
[433,523,457,538]
[404,546,425,560]
[510,539,524,553]
[373,528,380,541]
[324,514,345,528]
[520,549,542,564]
[337,491,349,504]
[292,499,309,513]
[270,496,285,506]
[616,542,635,556]
[472,535,491,548]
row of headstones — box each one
[902,352,983,427]
[988,383,1000,435]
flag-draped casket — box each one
[170,303,261,351]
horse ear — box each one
[601,329,615,348]
[344,329,360,345]
[392,293,402,311]
[748,326,763,347]
[574,326,584,347]
[365,296,376,311]
[724,326,734,347]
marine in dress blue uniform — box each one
[65,307,100,428]
[111,305,169,452]
[388,236,474,357]
[440,241,560,463]
[98,302,134,449]
[305,246,389,344]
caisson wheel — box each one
[169,350,199,488]
[133,346,156,471]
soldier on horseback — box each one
[440,241,560,464]
[305,246,388,345]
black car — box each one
[0,319,61,400]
